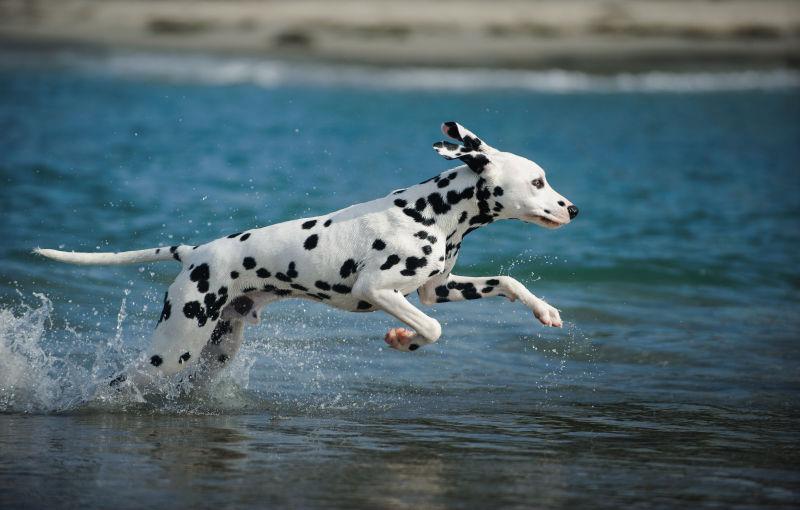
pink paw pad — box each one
[384,327,419,351]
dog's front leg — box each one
[354,284,442,352]
[419,274,562,327]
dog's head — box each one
[433,121,578,229]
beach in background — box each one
[1,0,799,70]
[1,2,799,509]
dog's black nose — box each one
[567,205,579,219]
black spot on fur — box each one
[324,219,332,227]
[150,355,163,367]
[227,232,242,239]
[414,231,428,240]
[458,211,468,223]
[230,271,239,279]
[302,220,317,229]
[372,239,386,250]
[428,192,450,215]
[435,285,449,297]
[429,269,440,276]
[415,197,427,211]
[380,255,401,270]
[332,284,351,294]
[461,153,490,173]
[290,283,308,292]
[446,281,482,300]
[239,233,251,242]
[469,213,494,226]
[422,245,432,255]
[356,300,373,310]
[394,199,407,208]
[183,291,228,327]
[486,279,500,285]
[315,280,331,291]
[402,207,436,226]
[231,296,254,316]
[447,187,474,206]
[204,292,228,320]
[304,234,319,250]
[158,292,171,324]
[401,256,427,276]
[493,186,504,197]
[276,262,298,282]
[256,268,271,278]
[179,352,191,364]
[190,263,211,293]
[210,320,232,344]
[462,135,482,150]
[243,257,256,270]
[170,245,181,262]
[340,259,358,279]
[482,286,494,293]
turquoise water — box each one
[1,51,799,508]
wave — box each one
[2,48,799,92]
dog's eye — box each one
[531,178,544,189]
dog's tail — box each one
[33,245,186,265]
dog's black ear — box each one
[440,121,493,151]
[433,122,496,173]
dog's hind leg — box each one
[192,318,246,384]
[193,291,279,383]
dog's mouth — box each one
[525,214,566,229]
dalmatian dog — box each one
[34,122,578,388]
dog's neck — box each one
[393,166,506,258]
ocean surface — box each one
[1,49,799,509]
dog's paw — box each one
[384,327,422,352]
[532,300,562,328]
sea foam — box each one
[2,49,799,93]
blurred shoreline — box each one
[1,0,799,72]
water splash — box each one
[0,294,65,412]
[0,292,266,415]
